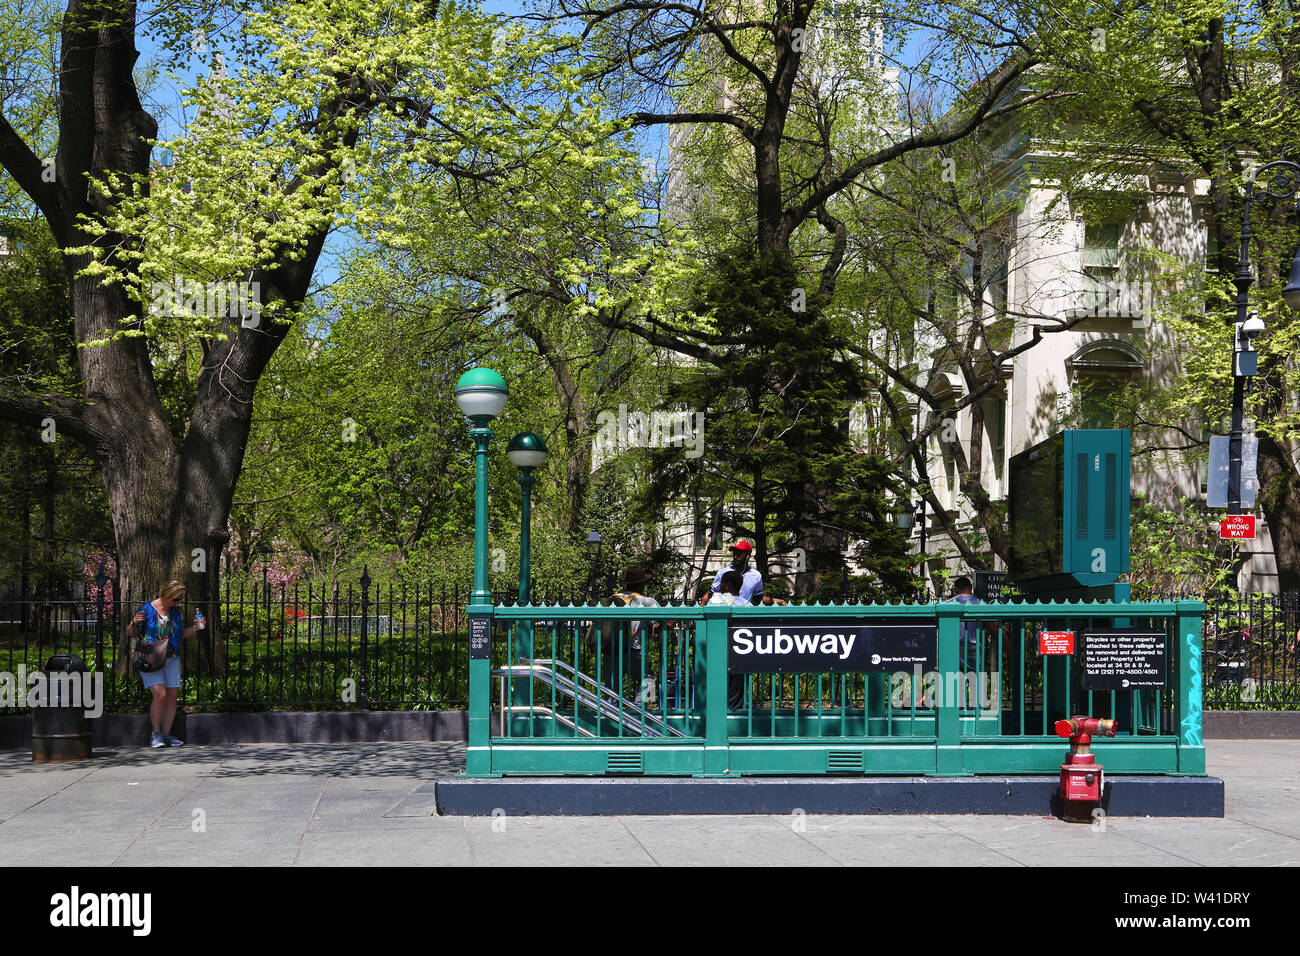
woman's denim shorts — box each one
[141,656,181,689]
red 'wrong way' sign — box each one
[1220,515,1256,540]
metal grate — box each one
[606,752,644,774]
[827,751,864,773]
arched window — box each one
[1067,340,1146,428]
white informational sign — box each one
[1206,435,1257,508]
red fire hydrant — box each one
[1055,715,1118,821]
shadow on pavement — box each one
[0,741,468,779]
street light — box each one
[507,432,548,604]
[256,542,273,598]
[1228,160,1300,514]
[456,367,507,776]
[585,530,602,602]
[455,368,508,605]
[896,500,927,556]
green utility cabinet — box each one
[1009,429,1131,597]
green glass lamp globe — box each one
[454,368,508,420]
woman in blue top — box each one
[127,580,205,748]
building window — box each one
[1204,216,1220,273]
[1083,220,1122,311]
[924,372,964,510]
[1067,340,1146,429]
[984,223,1013,319]
[1077,378,1116,429]
[694,502,722,551]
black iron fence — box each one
[0,581,1296,713]
[0,577,581,715]
[1201,591,1300,709]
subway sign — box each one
[727,619,937,674]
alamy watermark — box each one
[592,403,705,468]
[49,887,150,936]
[149,277,262,327]
[889,666,1001,713]
[0,667,104,718]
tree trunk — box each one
[516,313,592,537]
[101,436,231,676]
[1256,434,1300,593]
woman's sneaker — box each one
[150,733,166,749]
[163,734,184,747]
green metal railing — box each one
[465,598,1205,777]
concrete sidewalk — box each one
[1,740,1296,866]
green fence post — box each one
[1175,601,1206,774]
[935,603,967,774]
[466,421,496,774]
[701,603,731,776]
[466,606,494,775]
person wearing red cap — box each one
[711,541,763,603]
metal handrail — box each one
[528,657,688,737]
[496,663,655,734]
[497,704,596,738]
[493,659,688,738]
[495,662,673,738]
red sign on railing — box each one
[1040,631,1075,655]
[1220,515,1256,539]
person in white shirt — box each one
[711,541,763,603]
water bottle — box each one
[195,608,205,630]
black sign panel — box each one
[1081,629,1167,690]
[469,617,491,660]
[728,618,936,674]
[974,570,1012,602]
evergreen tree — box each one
[636,247,917,599]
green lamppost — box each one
[507,432,547,729]
[455,367,507,775]
[507,432,549,605]
[455,368,509,603]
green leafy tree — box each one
[0,219,112,594]
[0,0,630,671]
[1125,494,1236,599]
[634,247,917,598]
